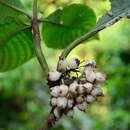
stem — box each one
[0,0,32,19]
[38,19,82,29]
[59,25,105,59]
[37,112,57,130]
[32,0,49,76]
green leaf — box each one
[0,22,35,72]
[0,0,25,24]
[0,0,35,72]
[42,4,97,49]
[95,0,130,29]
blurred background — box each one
[0,0,130,129]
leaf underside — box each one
[0,0,35,72]
[95,0,130,29]
[42,4,98,49]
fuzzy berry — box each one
[48,70,61,82]
[67,99,74,108]
[95,72,107,83]
[69,81,78,95]
[86,59,96,68]
[69,57,80,69]
[53,107,61,119]
[91,87,103,96]
[57,97,68,109]
[77,102,88,111]
[50,97,57,106]
[84,82,93,93]
[86,95,95,104]
[76,95,85,104]
[58,58,68,71]
[50,86,60,97]
[85,70,96,83]
[66,109,74,118]
[59,84,68,96]
[78,84,85,94]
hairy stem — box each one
[0,0,32,19]
[32,0,49,76]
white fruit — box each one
[69,81,78,95]
[76,95,84,104]
[95,84,102,88]
[57,97,68,109]
[66,109,74,118]
[69,57,80,69]
[91,87,103,96]
[58,58,68,71]
[53,107,61,119]
[86,95,95,104]
[77,102,88,111]
[78,84,85,94]
[67,99,74,108]
[48,70,61,81]
[84,82,93,93]
[50,97,57,106]
[59,84,68,96]
[86,59,96,68]
[50,86,60,97]
[84,66,93,71]
[85,70,96,83]
[95,72,106,83]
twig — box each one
[59,25,105,60]
[37,112,57,130]
[38,18,83,29]
[32,0,49,76]
[0,0,32,19]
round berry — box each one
[59,84,68,96]
[66,109,74,118]
[77,102,88,111]
[58,58,68,71]
[50,97,57,106]
[78,84,85,94]
[86,59,96,68]
[69,57,80,69]
[50,86,60,97]
[57,97,68,109]
[76,95,85,104]
[85,70,96,83]
[69,81,78,95]
[86,95,95,104]
[67,99,74,108]
[95,72,107,83]
[48,70,61,82]
[84,82,93,93]
[91,87,103,96]
[53,107,61,119]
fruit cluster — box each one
[47,57,107,119]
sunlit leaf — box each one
[42,4,97,49]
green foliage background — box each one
[0,0,130,130]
